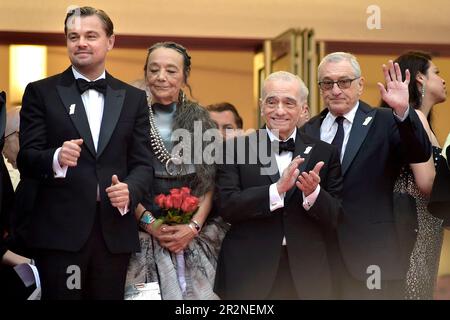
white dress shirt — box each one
[266,127,320,245]
[4,156,20,190]
[320,102,359,162]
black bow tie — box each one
[277,138,295,154]
[76,78,107,95]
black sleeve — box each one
[17,83,56,180]
[395,108,432,164]
[122,90,154,211]
[215,138,272,224]
[1,158,15,258]
[305,145,343,229]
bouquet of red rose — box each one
[153,187,200,295]
[153,187,200,227]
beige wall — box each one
[0,45,9,96]
[188,50,255,130]
[1,0,450,44]
[441,232,450,276]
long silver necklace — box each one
[147,94,184,176]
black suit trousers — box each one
[35,205,130,300]
[327,231,404,299]
[267,246,298,300]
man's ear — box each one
[107,34,115,51]
[357,76,365,95]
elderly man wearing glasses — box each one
[301,52,431,299]
[214,71,344,300]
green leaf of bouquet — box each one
[152,218,164,230]
[174,216,182,223]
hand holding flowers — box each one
[153,187,199,227]
[153,187,201,295]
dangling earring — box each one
[178,90,186,107]
[421,84,426,107]
[145,87,152,107]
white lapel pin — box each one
[69,104,76,115]
[363,116,372,126]
[304,146,312,154]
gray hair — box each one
[318,52,361,79]
[262,71,309,102]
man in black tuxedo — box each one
[17,7,153,299]
[214,71,343,299]
[301,52,431,299]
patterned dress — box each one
[125,102,228,300]
[395,146,444,299]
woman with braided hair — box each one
[125,42,228,300]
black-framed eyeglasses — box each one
[318,77,360,91]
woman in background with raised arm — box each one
[381,51,446,299]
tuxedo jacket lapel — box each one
[257,128,314,200]
[96,73,125,159]
[258,129,280,184]
[285,131,315,202]
[341,102,376,175]
[56,68,96,157]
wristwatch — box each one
[190,219,201,232]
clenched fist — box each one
[58,139,83,167]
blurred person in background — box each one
[207,102,244,140]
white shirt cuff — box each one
[393,105,410,122]
[118,202,129,216]
[302,185,321,211]
[269,183,284,212]
[53,147,68,178]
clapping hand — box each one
[377,60,410,118]
[296,161,324,197]
[276,156,304,195]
